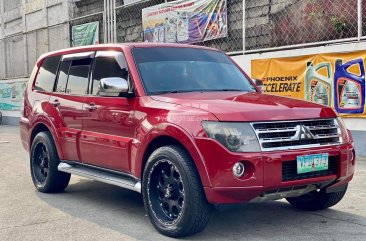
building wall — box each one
[0,0,70,124]
[70,0,105,44]
[0,0,70,79]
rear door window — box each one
[65,58,92,95]
[34,55,61,92]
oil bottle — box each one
[334,59,365,114]
[177,12,189,42]
[305,62,332,106]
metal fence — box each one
[115,0,165,43]
[70,0,244,53]
[69,0,366,55]
[245,0,363,53]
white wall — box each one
[231,41,366,131]
[0,0,70,124]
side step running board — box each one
[58,162,141,193]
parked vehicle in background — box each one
[20,43,355,237]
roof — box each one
[37,42,218,65]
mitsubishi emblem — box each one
[299,125,314,140]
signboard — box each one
[71,21,99,47]
[142,0,227,44]
[251,51,366,117]
[0,80,27,111]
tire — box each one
[286,184,348,211]
[142,145,213,237]
[30,131,70,193]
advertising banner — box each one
[71,21,99,47]
[0,80,27,111]
[142,0,227,44]
[251,51,366,117]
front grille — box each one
[282,156,338,181]
[251,119,342,151]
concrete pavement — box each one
[0,125,365,241]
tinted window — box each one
[55,61,71,93]
[34,55,61,92]
[66,58,92,95]
[91,54,128,95]
[133,48,256,95]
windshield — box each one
[132,47,257,95]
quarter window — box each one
[34,55,61,92]
[55,61,71,93]
[65,58,92,95]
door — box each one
[48,52,94,161]
[80,51,135,173]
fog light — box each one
[233,162,245,178]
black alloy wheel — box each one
[30,132,70,193]
[148,159,185,224]
[143,145,213,237]
[32,142,50,184]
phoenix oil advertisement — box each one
[251,51,366,117]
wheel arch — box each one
[141,135,182,171]
[135,128,212,187]
[30,122,63,159]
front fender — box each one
[131,123,212,187]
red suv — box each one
[20,43,355,237]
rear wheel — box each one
[286,184,348,211]
[30,131,70,193]
[142,145,212,237]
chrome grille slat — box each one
[256,128,297,133]
[307,125,338,130]
[251,118,342,151]
[260,134,341,143]
[314,134,340,138]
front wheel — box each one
[286,184,348,211]
[142,145,213,237]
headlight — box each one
[202,121,260,152]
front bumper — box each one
[195,138,355,204]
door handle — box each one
[85,103,97,111]
[49,99,60,107]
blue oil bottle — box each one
[334,59,365,114]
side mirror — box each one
[98,77,129,97]
[253,79,264,93]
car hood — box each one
[150,92,337,122]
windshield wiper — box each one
[152,89,250,95]
[152,90,200,95]
[202,89,245,92]
[220,89,244,91]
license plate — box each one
[297,153,329,174]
